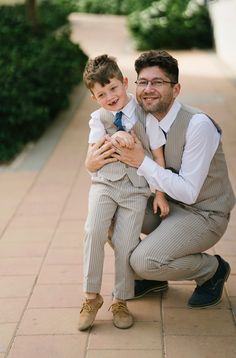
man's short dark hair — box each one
[135,50,179,84]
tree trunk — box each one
[26,0,38,30]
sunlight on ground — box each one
[0,0,23,4]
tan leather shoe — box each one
[78,294,103,331]
[109,302,134,329]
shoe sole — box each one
[113,320,134,329]
[127,284,168,301]
[188,262,231,309]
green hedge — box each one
[127,0,214,50]
[0,1,88,163]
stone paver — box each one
[0,13,236,358]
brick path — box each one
[0,14,236,358]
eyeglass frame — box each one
[135,78,177,88]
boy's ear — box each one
[123,77,128,88]
[91,93,96,101]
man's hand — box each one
[112,131,145,168]
[85,137,117,172]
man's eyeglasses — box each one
[135,78,177,88]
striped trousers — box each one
[84,175,150,300]
[131,196,230,286]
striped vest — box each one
[97,106,152,187]
[165,104,235,214]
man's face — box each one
[135,66,180,120]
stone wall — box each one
[208,0,236,75]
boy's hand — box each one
[111,131,135,149]
[153,191,170,218]
[112,131,145,168]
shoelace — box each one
[109,302,129,314]
[80,300,93,313]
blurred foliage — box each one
[76,0,153,15]
[76,0,213,50]
[0,1,88,163]
[128,0,214,50]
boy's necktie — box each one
[113,111,125,131]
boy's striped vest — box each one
[97,106,152,187]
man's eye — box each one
[152,80,163,86]
[139,81,147,86]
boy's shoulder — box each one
[91,107,110,118]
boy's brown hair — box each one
[83,54,124,91]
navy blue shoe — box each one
[188,255,231,308]
[127,280,168,300]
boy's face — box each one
[91,77,129,111]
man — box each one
[85,50,235,308]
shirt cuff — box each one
[87,170,98,177]
[137,156,157,177]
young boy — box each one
[78,54,169,331]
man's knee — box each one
[130,249,146,275]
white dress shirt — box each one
[88,94,166,150]
[137,100,221,205]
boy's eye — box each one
[111,86,117,91]
[98,93,105,98]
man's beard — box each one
[137,96,172,117]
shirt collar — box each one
[159,100,181,133]
[112,93,136,118]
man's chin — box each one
[141,103,156,113]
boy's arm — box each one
[152,146,170,218]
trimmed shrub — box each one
[127,0,214,50]
[0,2,88,162]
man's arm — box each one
[113,117,220,204]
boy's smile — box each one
[92,77,129,112]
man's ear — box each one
[173,83,181,99]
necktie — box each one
[160,127,167,139]
[113,111,125,131]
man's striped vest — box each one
[165,104,235,214]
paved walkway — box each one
[0,14,236,358]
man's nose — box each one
[144,82,155,91]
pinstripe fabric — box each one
[84,176,150,299]
[84,106,152,300]
[165,104,235,214]
[97,107,152,187]
[130,105,235,286]
[130,201,229,286]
